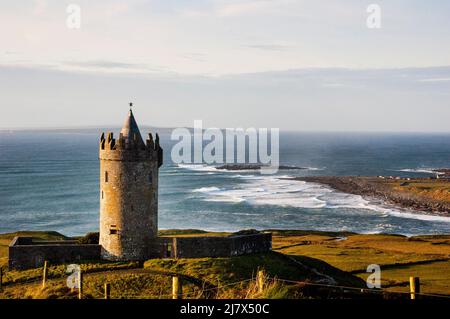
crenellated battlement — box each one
[99,131,163,165]
[99,108,163,166]
[99,131,161,151]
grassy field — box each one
[389,179,450,204]
[271,230,450,295]
[1,230,449,299]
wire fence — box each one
[2,265,450,300]
[274,278,450,299]
[89,270,450,300]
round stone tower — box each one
[99,108,163,261]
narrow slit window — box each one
[148,173,153,185]
[101,190,104,199]
[105,171,109,183]
[110,225,119,235]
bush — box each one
[78,232,99,245]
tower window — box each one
[105,171,109,183]
[134,174,137,182]
[101,191,104,199]
[131,205,134,211]
[109,225,119,235]
[148,172,153,185]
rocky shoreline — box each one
[216,164,306,170]
[435,169,450,178]
[291,176,450,216]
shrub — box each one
[78,232,99,245]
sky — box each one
[0,0,450,131]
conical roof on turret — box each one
[120,109,145,147]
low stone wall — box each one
[229,232,272,256]
[9,237,101,270]
[170,232,272,258]
[8,232,272,269]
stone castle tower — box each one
[99,108,163,261]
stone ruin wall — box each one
[159,233,272,259]
[8,237,101,270]
[9,233,272,270]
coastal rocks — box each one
[292,176,450,216]
[434,169,450,179]
[216,164,306,171]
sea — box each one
[1,130,450,237]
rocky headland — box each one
[216,164,306,170]
[291,176,450,216]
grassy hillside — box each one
[271,230,450,295]
[390,179,450,204]
[1,229,449,299]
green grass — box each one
[158,229,210,236]
[390,179,450,203]
[1,260,141,286]
[0,272,202,299]
[82,272,201,299]
[280,245,442,273]
[354,260,450,295]
[1,229,450,298]
[144,251,365,288]
[272,231,450,295]
[0,231,68,241]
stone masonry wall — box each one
[99,144,160,261]
[8,237,101,270]
[8,233,272,269]
[99,157,159,261]
[170,233,272,258]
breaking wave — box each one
[178,164,324,172]
[395,168,440,174]
[177,164,220,172]
[191,174,450,223]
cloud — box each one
[32,0,47,16]
[180,0,295,18]
[2,65,450,131]
[2,1,450,75]
[243,44,294,51]
[418,78,450,83]
[62,60,167,73]
[216,0,276,17]
[105,2,130,17]
[179,53,208,63]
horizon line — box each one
[1,125,450,135]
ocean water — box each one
[1,131,450,236]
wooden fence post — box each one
[42,261,48,288]
[78,271,83,300]
[257,270,265,294]
[104,283,111,299]
[409,277,420,300]
[172,276,182,299]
